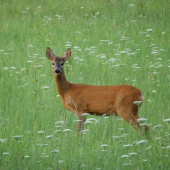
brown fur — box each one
[46,47,149,133]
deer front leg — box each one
[76,114,85,133]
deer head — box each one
[46,47,71,75]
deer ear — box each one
[46,47,55,60]
[63,48,71,61]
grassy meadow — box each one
[0,0,170,169]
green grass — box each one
[0,0,170,169]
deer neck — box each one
[54,70,71,96]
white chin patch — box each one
[54,72,60,75]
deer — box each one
[46,47,149,133]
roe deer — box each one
[46,47,149,133]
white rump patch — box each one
[141,93,145,102]
[133,93,144,106]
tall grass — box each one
[0,0,170,169]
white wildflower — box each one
[81,129,89,133]
[137,118,148,122]
[25,155,30,158]
[51,150,59,153]
[84,120,93,124]
[132,79,136,82]
[136,140,147,145]
[63,129,72,132]
[3,152,9,155]
[152,90,157,93]
[86,118,96,121]
[55,121,64,124]
[154,137,162,140]
[55,130,62,132]
[146,29,153,32]
[118,128,124,131]
[28,44,35,47]
[129,3,135,7]
[124,163,131,166]
[120,134,128,138]
[42,86,50,89]
[112,136,119,139]
[34,65,43,68]
[106,58,116,62]
[133,101,143,106]
[21,68,26,72]
[73,120,82,122]
[3,67,9,70]
[121,155,129,158]
[101,144,108,147]
[108,42,113,45]
[65,44,71,47]
[163,119,170,123]
[100,54,106,59]
[13,135,23,139]
[0,139,7,143]
[45,135,53,139]
[81,113,90,116]
[153,125,162,129]
[37,131,45,134]
[100,40,110,42]
[161,146,170,149]
[129,153,137,156]
[123,144,133,147]
[75,31,81,34]
[140,123,148,126]
[146,146,153,150]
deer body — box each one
[46,47,148,133]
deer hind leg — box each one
[132,107,149,133]
[118,105,149,133]
[118,105,140,128]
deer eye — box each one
[52,63,55,65]
[61,63,64,66]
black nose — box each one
[55,69,61,74]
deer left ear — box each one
[46,47,55,60]
[63,48,71,61]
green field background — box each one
[0,0,170,169]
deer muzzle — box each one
[55,68,61,75]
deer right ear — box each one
[46,47,54,60]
